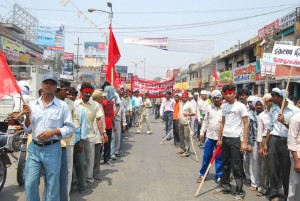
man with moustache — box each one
[263,88,300,201]
[197,90,223,184]
[22,73,74,201]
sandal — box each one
[256,192,264,197]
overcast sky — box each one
[0,0,299,79]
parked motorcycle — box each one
[0,132,12,192]
[17,132,28,186]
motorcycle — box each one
[3,115,24,160]
[16,132,28,186]
[0,132,12,192]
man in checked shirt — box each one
[197,90,223,184]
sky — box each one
[0,0,299,79]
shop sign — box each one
[175,82,189,90]
[280,10,297,30]
[260,53,276,76]
[233,63,256,83]
[219,70,233,83]
[19,53,30,64]
[2,37,22,52]
[258,19,280,40]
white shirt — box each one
[160,98,175,116]
[288,112,300,157]
[200,104,223,140]
[178,101,195,125]
[134,96,143,107]
[197,98,210,120]
[94,104,106,144]
[257,110,270,142]
[222,101,248,138]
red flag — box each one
[213,68,219,81]
[209,146,222,164]
[0,51,21,99]
[106,24,121,88]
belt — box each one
[33,140,60,147]
[271,135,287,139]
[165,111,173,112]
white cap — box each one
[201,90,208,95]
[247,96,255,102]
[194,92,199,96]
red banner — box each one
[131,77,175,98]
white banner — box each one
[271,44,300,67]
[260,53,276,76]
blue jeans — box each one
[164,111,173,139]
[199,138,222,180]
[60,148,68,201]
[25,141,62,201]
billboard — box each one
[35,19,65,50]
[101,65,128,74]
[84,42,105,56]
[62,60,74,75]
[64,52,74,60]
[258,20,280,40]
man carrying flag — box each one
[197,90,223,184]
[106,24,121,88]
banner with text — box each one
[271,44,300,67]
[260,53,276,76]
[233,63,256,84]
[131,77,175,98]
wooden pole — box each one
[160,129,173,144]
[187,123,199,162]
[111,67,114,87]
[195,163,212,197]
[280,66,293,113]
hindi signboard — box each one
[271,44,300,67]
[260,53,276,76]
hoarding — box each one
[64,52,74,60]
[280,10,297,30]
[258,20,280,40]
[84,42,105,56]
[35,20,65,50]
[233,63,256,83]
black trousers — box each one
[268,135,291,198]
[103,129,112,163]
[173,120,180,145]
[221,136,244,194]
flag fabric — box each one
[209,146,222,164]
[0,51,21,99]
[106,24,121,88]
[213,68,219,81]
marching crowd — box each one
[17,71,300,201]
[156,84,300,201]
[20,72,152,201]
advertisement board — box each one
[260,53,276,76]
[233,63,256,83]
[258,20,280,40]
[62,60,74,75]
[35,20,65,49]
[64,52,74,60]
[280,10,297,30]
[271,44,300,67]
[84,42,105,56]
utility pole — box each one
[74,37,82,83]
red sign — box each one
[46,46,65,51]
[131,77,175,98]
[64,52,74,60]
[258,19,280,40]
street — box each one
[0,115,269,201]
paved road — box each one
[0,115,269,201]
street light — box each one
[88,2,113,23]
[130,60,144,77]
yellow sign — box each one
[175,82,189,90]
[2,37,22,52]
[125,84,131,89]
[19,53,30,64]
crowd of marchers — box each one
[14,72,153,201]
[11,71,300,201]
[155,85,300,201]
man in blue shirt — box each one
[263,88,300,200]
[22,73,74,201]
